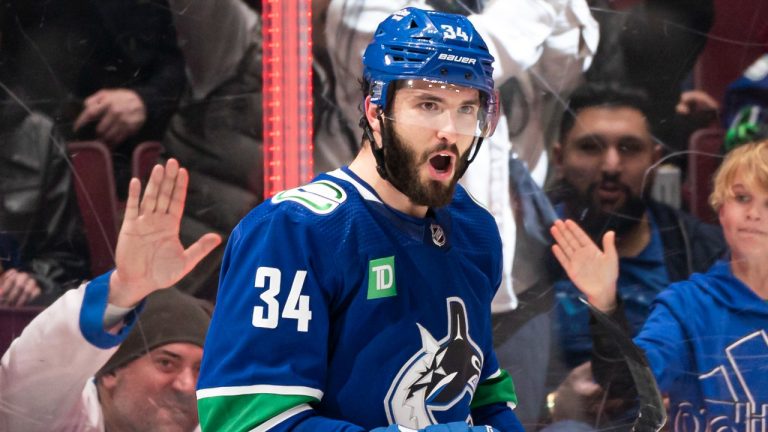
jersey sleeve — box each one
[632,298,692,391]
[0,272,138,431]
[196,206,366,431]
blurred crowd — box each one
[2,0,768,431]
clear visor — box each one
[381,79,500,139]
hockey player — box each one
[550,139,768,431]
[196,7,523,432]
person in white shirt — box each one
[0,158,222,432]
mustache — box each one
[418,142,460,164]
[149,391,198,417]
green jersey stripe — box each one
[198,393,317,431]
[470,369,518,409]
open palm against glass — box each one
[108,159,222,307]
[550,219,619,312]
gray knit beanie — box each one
[98,288,210,376]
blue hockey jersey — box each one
[196,167,519,431]
[636,261,768,431]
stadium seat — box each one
[131,140,165,184]
[67,141,120,277]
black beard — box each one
[380,121,469,208]
[556,178,648,244]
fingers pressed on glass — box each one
[140,164,165,214]
[156,159,180,213]
[168,167,189,219]
[125,178,142,220]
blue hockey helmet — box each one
[362,7,498,137]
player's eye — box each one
[418,101,439,112]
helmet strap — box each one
[359,115,391,181]
[458,136,483,178]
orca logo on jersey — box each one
[384,298,483,428]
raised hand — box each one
[550,219,618,312]
[108,159,222,307]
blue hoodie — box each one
[635,260,768,431]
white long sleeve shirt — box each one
[0,273,136,431]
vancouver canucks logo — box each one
[384,297,483,428]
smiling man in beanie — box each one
[95,288,211,432]
[0,159,222,432]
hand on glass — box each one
[550,219,618,312]
[108,159,222,307]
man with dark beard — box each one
[548,81,727,374]
[197,8,524,432]
[536,83,726,429]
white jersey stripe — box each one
[327,168,381,203]
[251,404,313,432]
[196,384,323,400]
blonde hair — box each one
[709,140,768,211]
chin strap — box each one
[360,115,391,182]
[457,136,483,179]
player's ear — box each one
[365,96,382,134]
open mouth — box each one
[429,153,452,173]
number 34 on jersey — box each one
[252,266,313,333]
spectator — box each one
[0,0,186,194]
[0,108,89,306]
[549,139,768,431]
[0,159,222,431]
[162,0,263,301]
[585,0,715,155]
[197,8,523,431]
[549,82,727,372]
[722,54,768,152]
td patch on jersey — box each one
[384,297,483,428]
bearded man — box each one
[549,82,727,369]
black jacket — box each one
[0,110,90,304]
[0,0,185,143]
[646,200,727,283]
